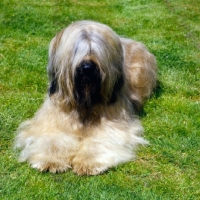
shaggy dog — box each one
[14,20,157,175]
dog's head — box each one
[47,21,124,109]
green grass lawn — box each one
[1,0,200,199]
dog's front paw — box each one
[30,158,71,173]
[72,157,107,175]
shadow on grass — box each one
[152,80,163,99]
[137,80,163,118]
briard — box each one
[14,20,157,175]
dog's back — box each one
[121,37,157,110]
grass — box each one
[0,0,199,199]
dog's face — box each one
[74,59,101,108]
[47,21,124,109]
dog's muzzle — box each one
[74,60,102,108]
[79,60,97,84]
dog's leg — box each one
[15,130,78,173]
[15,99,78,173]
[72,119,146,175]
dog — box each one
[14,20,157,175]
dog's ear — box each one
[47,29,65,96]
[109,75,124,104]
[48,54,59,95]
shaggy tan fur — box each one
[14,20,156,175]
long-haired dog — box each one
[14,20,156,175]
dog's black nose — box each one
[80,60,96,76]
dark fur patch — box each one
[74,60,102,108]
[108,75,124,104]
[48,72,58,96]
